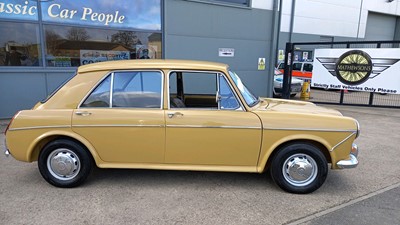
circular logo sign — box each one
[335,50,372,85]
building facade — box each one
[1,0,400,118]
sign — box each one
[302,52,308,60]
[0,0,162,30]
[278,50,285,61]
[313,48,400,94]
[219,48,234,57]
[80,50,129,65]
[258,58,265,70]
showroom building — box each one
[1,0,400,118]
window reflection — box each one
[44,25,162,67]
[0,21,41,66]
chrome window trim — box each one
[78,70,164,110]
[166,70,245,111]
[72,124,164,128]
[8,125,71,131]
[109,72,114,108]
[166,125,260,129]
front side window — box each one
[228,71,258,107]
[169,71,241,110]
[303,63,313,72]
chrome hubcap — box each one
[47,148,80,181]
[282,153,317,187]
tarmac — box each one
[0,104,399,225]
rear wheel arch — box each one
[29,133,99,165]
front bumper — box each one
[336,144,359,169]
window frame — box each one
[78,69,164,109]
[167,70,244,111]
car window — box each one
[112,71,162,108]
[303,63,313,72]
[81,75,111,107]
[292,63,302,71]
[219,74,240,110]
[278,63,284,69]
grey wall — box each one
[164,0,274,97]
[0,69,74,118]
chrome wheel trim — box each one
[47,148,81,181]
[282,153,318,187]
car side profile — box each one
[4,60,359,194]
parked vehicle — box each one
[5,59,359,194]
[278,61,313,81]
[273,68,304,97]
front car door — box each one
[165,71,262,169]
[72,70,165,163]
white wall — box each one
[277,0,400,38]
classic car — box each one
[273,68,304,97]
[4,60,359,194]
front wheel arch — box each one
[263,139,331,173]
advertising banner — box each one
[312,48,400,94]
[80,50,129,65]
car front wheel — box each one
[270,143,328,194]
[38,139,93,188]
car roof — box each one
[77,59,228,73]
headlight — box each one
[355,119,360,139]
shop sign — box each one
[80,50,129,65]
[0,0,161,30]
[313,48,400,94]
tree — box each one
[111,31,142,47]
[45,30,62,55]
[66,27,90,41]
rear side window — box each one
[81,76,111,107]
[112,71,162,108]
[81,71,162,108]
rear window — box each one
[41,74,76,103]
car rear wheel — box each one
[38,139,92,188]
[270,143,328,194]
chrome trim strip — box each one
[8,125,71,131]
[72,124,164,128]
[263,127,357,132]
[109,72,114,108]
[166,125,260,129]
[331,132,357,152]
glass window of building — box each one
[44,25,161,67]
[0,21,42,66]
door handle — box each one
[75,111,92,116]
[167,112,184,118]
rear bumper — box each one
[4,138,10,157]
[336,144,359,169]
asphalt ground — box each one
[1,105,399,225]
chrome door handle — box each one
[167,112,184,118]
[75,111,92,116]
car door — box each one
[72,71,165,163]
[165,71,262,167]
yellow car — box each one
[4,60,359,194]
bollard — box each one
[300,81,311,100]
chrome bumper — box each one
[336,144,359,169]
[4,138,10,157]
